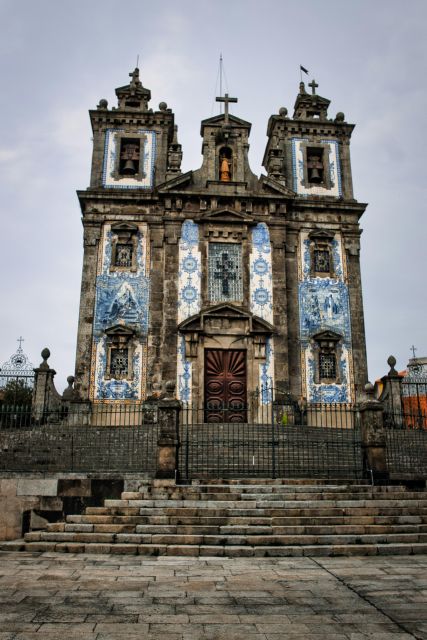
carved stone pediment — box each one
[178,303,274,337]
[312,330,341,342]
[104,324,135,337]
[308,229,335,241]
[196,207,255,225]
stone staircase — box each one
[21,479,427,556]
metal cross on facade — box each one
[215,252,236,297]
[216,93,238,124]
[411,345,418,359]
[17,336,24,349]
[309,79,319,95]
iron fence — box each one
[179,390,362,479]
[384,407,427,476]
[0,403,159,473]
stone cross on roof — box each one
[216,93,238,124]
[411,345,418,358]
[17,336,24,350]
[309,79,319,95]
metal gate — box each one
[178,388,362,479]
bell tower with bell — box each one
[263,78,368,401]
[74,67,182,400]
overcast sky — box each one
[0,0,426,392]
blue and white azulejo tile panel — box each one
[298,231,353,403]
[259,337,275,404]
[91,223,150,401]
[178,220,201,324]
[102,129,156,189]
[299,280,351,344]
[291,138,342,197]
[304,343,350,403]
[177,334,192,404]
[250,223,273,324]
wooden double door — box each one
[204,349,247,423]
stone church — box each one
[73,68,368,412]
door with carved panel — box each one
[204,349,247,422]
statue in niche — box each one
[219,148,232,181]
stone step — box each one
[143,485,426,496]
[103,506,427,518]
[59,522,427,536]
[103,498,427,511]
[25,529,427,546]
[22,540,427,557]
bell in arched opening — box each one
[219,147,232,182]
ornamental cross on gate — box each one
[215,252,237,297]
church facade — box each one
[73,68,368,411]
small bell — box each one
[122,159,137,175]
[309,167,321,182]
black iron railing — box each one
[384,407,427,476]
[179,390,361,480]
[0,403,159,473]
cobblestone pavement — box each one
[0,552,426,639]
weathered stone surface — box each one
[17,479,58,496]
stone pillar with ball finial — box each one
[359,382,388,482]
[32,349,63,420]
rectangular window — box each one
[208,243,243,302]
[319,352,337,380]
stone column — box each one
[359,382,388,482]
[155,382,181,480]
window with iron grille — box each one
[110,348,129,379]
[115,243,133,268]
[319,352,337,380]
[208,243,243,302]
[314,248,330,273]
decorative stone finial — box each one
[165,380,176,398]
[387,355,398,376]
[278,107,288,117]
[364,382,375,398]
[62,375,77,400]
[97,98,108,110]
[335,111,345,122]
[39,347,51,371]
[159,101,167,111]
[299,81,306,94]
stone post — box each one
[32,348,62,421]
[376,355,402,417]
[359,382,388,482]
[155,381,181,480]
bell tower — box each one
[74,67,181,401]
[263,79,367,402]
